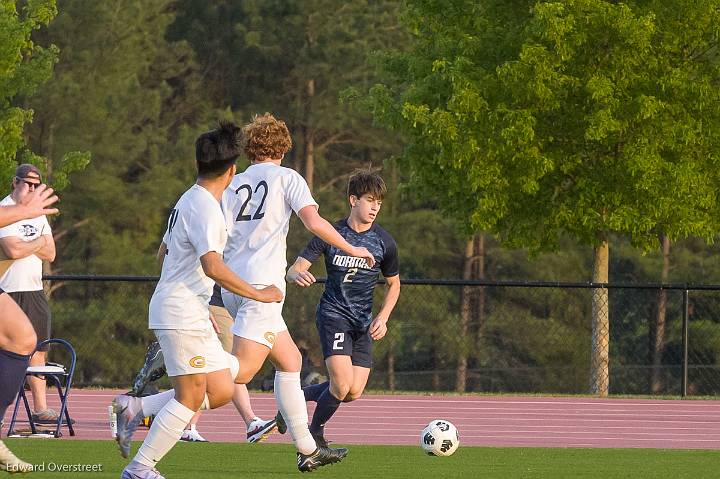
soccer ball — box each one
[420,419,459,456]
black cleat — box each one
[297,445,348,472]
[130,341,166,397]
[275,411,287,434]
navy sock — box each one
[303,381,329,402]
[0,348,31,427]
[309,387,342,436]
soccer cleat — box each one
[246,417,277,443]
[121,461,166,479]
[0,439,33,473]
[297,445,348,472]
[113,394,144,458]
[180,426,208,442]
[275,411,287,434]
[131,341,166,396]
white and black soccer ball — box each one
[420,419,459,456]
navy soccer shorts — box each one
[316,317,373,368]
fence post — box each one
[681,288,689,398]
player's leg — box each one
[303,380,330,402]
[214,301,276,441]
[124,330,233,477]
[311,327,373,444]
[229,338,280,440]
[123,373,206,478]
[116,329,223,459]
[0,293,36,473]
[270,332,348,471]
[267,331,315,451]
[232,335,271,384]
[309,355,352,442]
[344,365,371,402]
[343,329,373,403]
[307,319,353,442]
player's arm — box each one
[297,205,376,268]
[0,184,58,228]
[286,256,316,287]
[369,274,401,341]
[156,242,167,267]
[0,235,49,260]
[35,232,55,262]
[200,251,283,303]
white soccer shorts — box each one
[221,285,287,349]
[154,327,229,377]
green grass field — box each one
[5,440,718,478]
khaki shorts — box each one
[209,304,234,353]
[154,328,229,377]
[221,286,287,349]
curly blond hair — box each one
[242,113,292,161]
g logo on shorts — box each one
[264,332,276,345]
[189,356,206,368]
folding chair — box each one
[7,338,76,438]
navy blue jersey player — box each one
[285,170,401,446]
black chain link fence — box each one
[44,276,720,397]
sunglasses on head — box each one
[15,177,41,189]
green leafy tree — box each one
[0,0,88,190]
[23,0,210,383]
[169,0,406,193]
[363,0,720,395]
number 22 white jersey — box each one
[222,162,317,288]
[149,184,228,330]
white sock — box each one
[225,352,239,381]
[141,389,175,416]
[199,395,210,411]
[134,398,195,468]
[274,371,316,455]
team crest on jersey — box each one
[264,332,276,345]
[331,255,371,269]
[19,224,38,238]
[189,356,206,368]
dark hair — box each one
[242,113,292,161]
[348,169,386,200]
[195,121,242,178]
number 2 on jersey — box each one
[343,267,358,283]
[235,181,268,221]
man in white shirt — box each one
[221,113,376,472]
[0,181,58,473]
[0,164,57,425]
[114,122,282,479]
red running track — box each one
[4,389,720,449]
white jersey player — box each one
[221,113,375,472]
[114,122,282,479]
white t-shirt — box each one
[223,162,317,287]
[0,195,52,292]
[149,184,227,330]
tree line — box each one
[3,0,720,395]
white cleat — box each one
[246,417,277,443]
[120,460,165,479]
[180,426,207,442]
[0,439,33,473]
[113,395,144,458]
